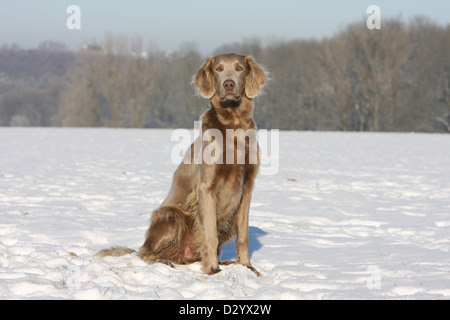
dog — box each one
[97,53,267,276]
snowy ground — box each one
[0,127,449,299]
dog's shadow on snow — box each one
[220,226,267,261]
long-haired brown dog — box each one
[97,53,267,276]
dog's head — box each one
[193,53,267,105]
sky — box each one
[1,0,450,55]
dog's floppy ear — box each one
[244,56,267,99]
[193,57,216,99]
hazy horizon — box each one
[1,1,450,55]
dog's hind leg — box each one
[138,205,191,264]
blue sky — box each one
[1,0,449,54]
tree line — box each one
[1,17,449,132]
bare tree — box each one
[4,17,450,132]
[322,33,354,130]
[59,35,162,127]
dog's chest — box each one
[214,165,244,218]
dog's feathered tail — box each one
[95,246,136,258]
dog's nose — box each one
[223,80,235,90]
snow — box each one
[0,127,449,299]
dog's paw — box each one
[246,265,261,277]
[156,259,176,269]
[205,265,221,275]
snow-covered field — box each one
[0,127,449,299]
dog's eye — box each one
[236,65,244,72]
[215,66,223,72]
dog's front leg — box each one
[234,179,261,277]
[235,187,251,267]
[198,180,220,275]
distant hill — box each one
[0,47,75,79]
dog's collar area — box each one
[219,99,242,108]
[210,98,240,110]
